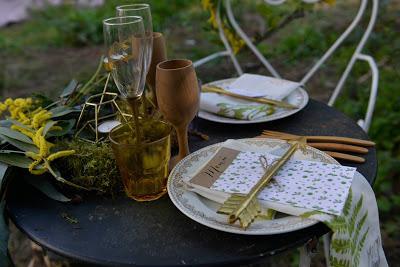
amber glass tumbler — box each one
[110,119,171,201]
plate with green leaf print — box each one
[168,138,339,235]
[199,78,308,124]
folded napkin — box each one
[184,140,388,267]
[227,73,300,100]
[200,74,300,120]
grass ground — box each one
[1,0,399,266]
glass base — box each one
[125,188,167,202]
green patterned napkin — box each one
[300,173,387,266]
[185,140,388,266]
[200,93,275,120]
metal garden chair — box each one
[194,0,379,266]
[194,0,378,133]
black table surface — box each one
[6,99,377,267]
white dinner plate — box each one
[167,138,338,235]
[198,78,309,124]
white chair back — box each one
[194,0,379,132]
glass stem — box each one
[127,97,142,146]
[127,96,143,173]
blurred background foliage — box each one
[0,0,399,265]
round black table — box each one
[6,100,377,266]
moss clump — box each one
[55,139,122,196]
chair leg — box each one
[323,233,332,267]
[299,236,319,267]
[299,244,311,267]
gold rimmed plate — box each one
[167,138,337,235]
[198,78,309,124]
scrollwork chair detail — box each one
[194,0,379,133]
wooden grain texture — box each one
[262,130,375,147]
[307,142,369,154]
[324,151,366,163]
[156,59,199,163]
[146,32,167,107]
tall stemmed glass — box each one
[116,4,153,108]
[103,16,147,144]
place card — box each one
[190,148,356,215]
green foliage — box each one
[327,191,369,266]
[0,0,194,50]
[55,139,122,195]
[331,238,350,254]
[24,174,71,202]
[333,2,400,230]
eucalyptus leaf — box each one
[6,118,33,132]
[0,162,9,199]
[0,163,8,185]
[24,175,71,202]
[0,127,33,144]
[47,119,75,137]
[0,165,12,267]
[0,134,38,153]
[33,93,54,108]
[43,121,58,137]
[0,202,11,267]
[0,151,33,168]
[50,106,79,118]
[0,121,11,128]
[60,79,78,98]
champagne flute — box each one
[116,4,153,77]
[116,4,155,111]
[156,59,200,167]
[103,16,147,143]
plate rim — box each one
[167,138,339,235]
[199,78,309,124]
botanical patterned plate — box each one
[198,78,309,124]
[167,138,338,235]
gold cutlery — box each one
[261,130,375,147]
[324,151,365,163]
[259,130,374,163]
[305,143,368,154]
[217,138,306,228]
[202,85,298,110]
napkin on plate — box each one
[200,74,300,120]
[184,140,388,267]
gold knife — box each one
[202,85,298,110]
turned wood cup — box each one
[156,59,199,166]
[146,32,167,107]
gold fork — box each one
[260,130,374,163]
[261,130,375,147]
[217,138,306,228]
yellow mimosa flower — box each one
[0,103,7,111]
[47,150,76,162]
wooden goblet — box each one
[156,59,200,167]
[146,32,167,108]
